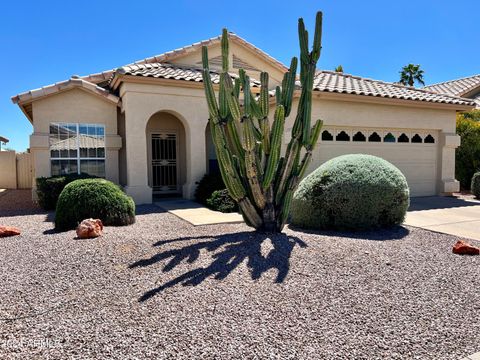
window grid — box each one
[50,123,106,177]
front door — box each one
[151,132,178,194]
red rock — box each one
[76,219,103,239]
[0,226,21,238]
[452,240,480,255]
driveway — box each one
[406,196,480,241]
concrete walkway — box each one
[155,199,243,226]
[461,351,480,360]
[405,196,480,241]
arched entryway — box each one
[146,111,186,197]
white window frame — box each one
[50,122,106,176]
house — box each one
[11,33,475,204]
[424,74,480,108]
[0,136,8,151]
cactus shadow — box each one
[129,231,307,302]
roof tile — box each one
[312,71,474,106]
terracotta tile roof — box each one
[11,77,120,105]
[115,63,261,88]
[311,71,475,106]
[423,74,480,96]
[423,74,480,107]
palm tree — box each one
[399,64,425,87]
[334,65,344,73]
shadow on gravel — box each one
[129,231,307,302]
[287,225,410,241]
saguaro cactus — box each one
[201,11,324,233]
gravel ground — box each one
[0,195,479,359]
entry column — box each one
[440,132,460,194]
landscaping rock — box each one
[76,218,103,239]
[452,240,480,255]
[0,225,21,238]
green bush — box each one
[206,189,238,213]
[55,179,135,231]
[456,112,480,189]
[471,172,480,199]
[36,173,97,210]
[194,172,225,206]
[291,154,410,230]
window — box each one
[368,132,381,142]
[424,134,435,143]
[336,131,350,141]
[50,123,105,177]
[352,131,366,142]
[398,133,409,143]
[384,132,396,143]
[412,134,422,143]
[321,130,333,141]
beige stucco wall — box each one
[285,96,460,195]
[118,79,460,204]
[120,82,210,204]
[0,151,17,189]
[170,42,286,87]
[29,88,121,184]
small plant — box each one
[202,12,324,232]
[471,172,480,199]
[206,189,238,213]
[55,179,135,231]
[291,154,410,230]
[194,172,226,206]
[36,173,97,210]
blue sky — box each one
[1,0,478,151]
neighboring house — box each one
[11,33,475,204]
[424,74,480,108]
[0,136,9,151]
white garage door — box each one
[307,127,439,197]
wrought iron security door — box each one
[151,133,178,194]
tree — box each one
[334,65,343,73]
[201,12,323,233]
[456,110,480,189]
[399,64,425,87]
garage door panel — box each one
[307,128,439,197]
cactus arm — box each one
[262,105,285,189]
[281,57,298,117]
[260,72,269,118]
[311,12,323,62]
[223,75,242,123]
[202,46,209,71]
[202,69,220,121]
[219,73,229,119]
[221,29,229,72]
[275,139,300,204]
[242,117,266,209]
[275,86,282,106]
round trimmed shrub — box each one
[36,173,97,210]
[206,189,238,213]
[471,172,480,199]
[291,154,410,230]
[55,179,135,231]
